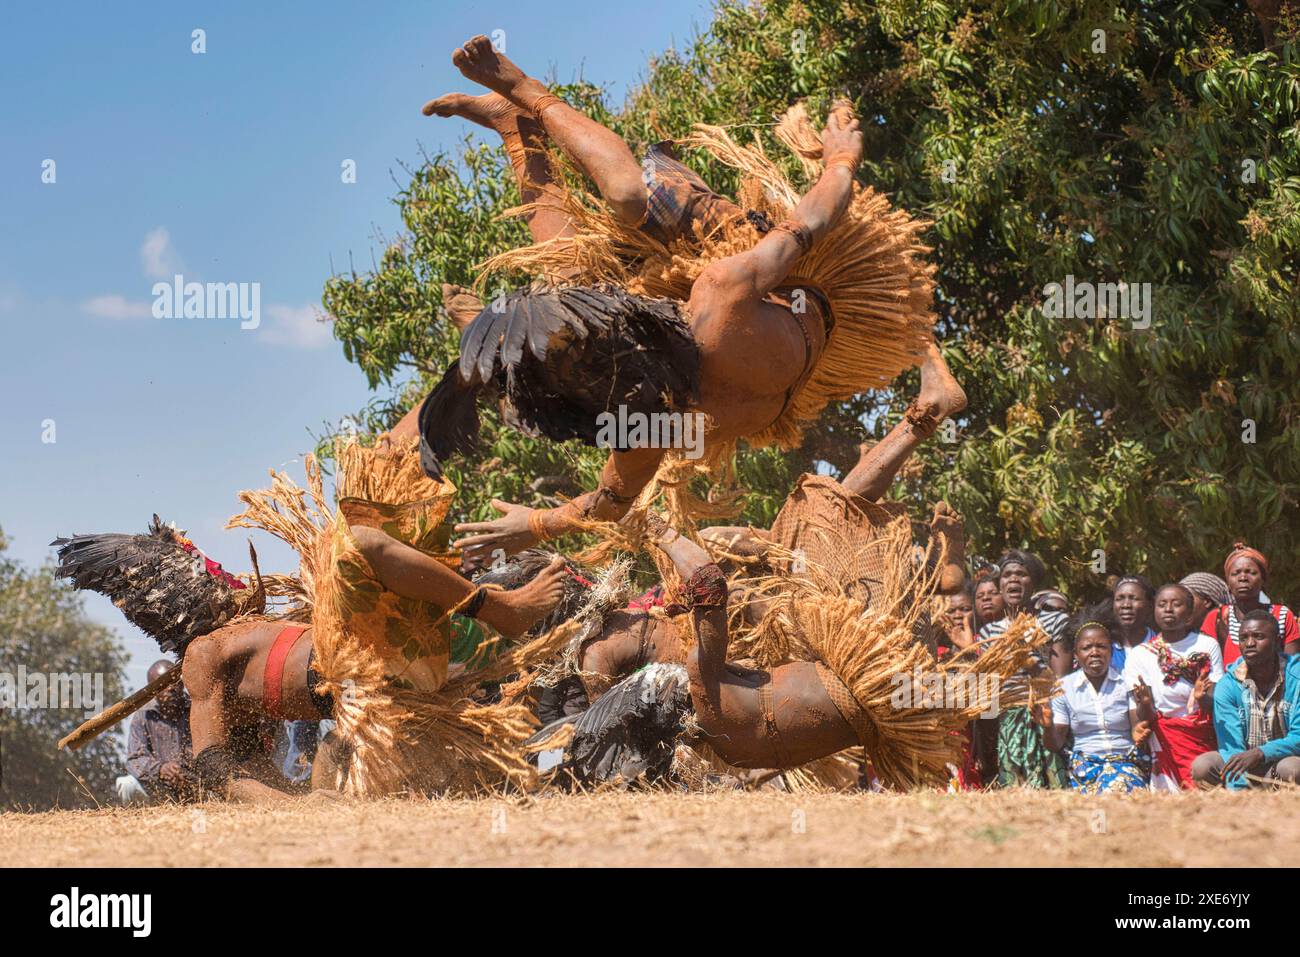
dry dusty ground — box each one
[5,787,1300,867]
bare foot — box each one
[441,282,484,331]
[449,35,538,105]
[478,556,568,637]
[421,90,518,131]
[929,501,966,594]
[916,340,967,424]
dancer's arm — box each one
[387,405,421,443]
[453,446,663,562]
[714,105,862,299]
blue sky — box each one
[1,0,713,691]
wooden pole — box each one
[57,665,182,752]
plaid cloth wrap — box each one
[639,143,772,245]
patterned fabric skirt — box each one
[997,706,1067,789]
[1068,750,1150,794]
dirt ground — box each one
[5,787,1300,867]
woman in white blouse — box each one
[1046,615,1151,793]
[1123,583,1224,791]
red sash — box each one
[263,625,308,719]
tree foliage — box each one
[0,528,129,810]
[322,0,1300,600]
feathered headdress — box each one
[52,515,263,655]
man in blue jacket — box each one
[1193,610,1300,789]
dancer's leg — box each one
[447,35,648,224]
[422,91,572,243]
[841,341,966,501]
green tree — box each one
[0,528,129,810]
[322,0,1300,601]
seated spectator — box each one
[1180,571,1229,624]
[1201,543,1299,664]
[1046,613,1151,793]
[115,660,194,804]
[1193,610,1300,788]
[1109,575,1156,672]
[979,550,1069,788]
[1125,583,1223,791]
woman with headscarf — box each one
[1126,583,1224,790]
[1180,572,1229,624]
[978,550,1069,788]
[1201,544,1299,665]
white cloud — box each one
[259,304,334,349]
[140,226,182,280]
[81,294,152,320]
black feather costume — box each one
[418,283,701,478]
[527,663,691,786]
[51,516,258,656]
[471,548,594,637]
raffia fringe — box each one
[226,437,587,796]
[479,101,935,450]
[704,518,1053,790]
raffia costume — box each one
[542,479,1055,791]
[419,102,937,543]
[481,102,936,452]
[228,439,571,796]
[728,484,1057,789]
[536,506,1057,791]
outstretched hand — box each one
[453,499,538,570]
[821,101,862,168]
